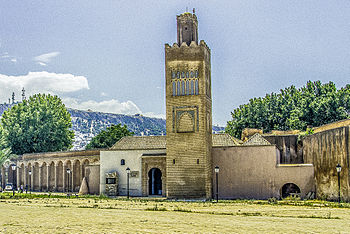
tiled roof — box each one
[111,133,241,150]
[111,136,166,150]
[212,133,242,147]
[243,133,271,146]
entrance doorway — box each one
[148,168,162,195]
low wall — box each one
[213,145,314,199]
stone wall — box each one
[213,145,314,199]
[264,135,303,164]
[303,126,350,201]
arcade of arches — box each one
[2,150,100,193]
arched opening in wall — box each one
[41,162,47,191]
[281,183,301,198]
[48,162,55,191]
[65,160,72,192]
[82,159,89,179]
[73,160,81,192]
[57,161,63,192]
[148,168,162,196]
[33,163,40,191]
[8,164,15,188]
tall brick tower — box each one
[165,12,212,199]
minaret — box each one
[11,92,15,104]
[22,87,26,101]
[165,12,212,199]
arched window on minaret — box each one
[191,80,194,95]
[195,79,199,95]
[181,80,185,95]
[186,80,190,95]
[177,81,180,95]
[172,81,176,96]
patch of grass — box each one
[145,204,168,211]
[238,212,263,217]
[173,207,192,213]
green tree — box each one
[0,125,17,166]
[85,124,134,149]
[1,94,74,155]
[226,81,350,139]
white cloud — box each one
[100,92,108,97]
[63,98,142,115]
[1,52,17,63]
[34,51,60,65]
[0,71,89,103]
[37,62,47,66]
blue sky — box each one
[1,0,350,126]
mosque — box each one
[2,12,350,201]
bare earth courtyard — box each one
[0,194,349,233]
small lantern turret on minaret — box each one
[177,11,198,46]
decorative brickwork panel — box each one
[177,111,195,133]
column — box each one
[5,167,8,185]
[24,167,27,191]
[46,165,50,192]
[71,168,75,192]
[16,167,20,189]
[63,166,66,192]
[54,164,57,192]
[38,166,42,192]
[30,166,34,191]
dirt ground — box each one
[0,196,349,233]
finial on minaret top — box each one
[193,8,195,14]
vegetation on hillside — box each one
[85,124,134,149]
[226,81,350,138]
[0,94,74,155]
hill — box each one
[0,104,224,150]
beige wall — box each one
[213,145,314,199]
[303,126,350,201]
[100,149,166,196]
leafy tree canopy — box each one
[0,125,17,166]
[226,81,350,139]
[1,94,74,155]
[85,124,134,149]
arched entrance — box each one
[148,168,162,195]
[281,183,301,198]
